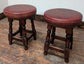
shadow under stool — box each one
[44,8,82,63]
[4,4,36,50]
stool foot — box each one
[33,30,36,40]
[9,43,12,45]
[44,41,49,55]
[44,51,48,55]
[70,47,72,49]
[65,58,69,63]
[9,42,12,45]
[24,47,28,50]
[23,37,28,50]
[24,45,28,50]
[34,35,36,40]
[8,34,13,45]
[70,42,73,49]
[64,48,69,63]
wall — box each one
[8,0,84,21]
[0,0,8,13]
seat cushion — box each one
[44,9,82,27]
[4,4,36,19]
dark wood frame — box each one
[8,15,36,50]
[44,24,73,63]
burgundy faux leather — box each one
[4,4,36,19]
[44,9,82,27]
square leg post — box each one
[51,26,56,44]
[21,19,28,50]
[70,28,73,49]
[8,18,13,45]
[31,16,36,40]
[44,24,52,55]
[64,28,71,63]
[19,20,22,36]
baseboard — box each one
[0,13,6,20]
[0,13,84,28]
[77,22,84,28]
[35,14,45,21]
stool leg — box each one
[19,20,22,36]
[64,28,71,63]
[8,18,13,45]
[44,24,52,55]
[70,28,73,49]
[51,26,55,44]
[21,19,28,50]
[31,17,36,40]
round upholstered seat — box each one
[44,9,82,27]
[4,4,36,19]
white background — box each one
[0,0,8,13]
[1,0,84,21]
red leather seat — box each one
[44,9,82,27]
[4,4,36,19]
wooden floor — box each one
[0,18,84,64]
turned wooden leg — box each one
[19,20,22,36]
[51,26,55,44]
[31,17,36,40]
[44,24,52,55]
[8,18,13,45]
[70,28,73,49]
[21,19,28,50]
[64,28,71,63]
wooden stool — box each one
[44,9,82,63]
[4,4,36,50]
